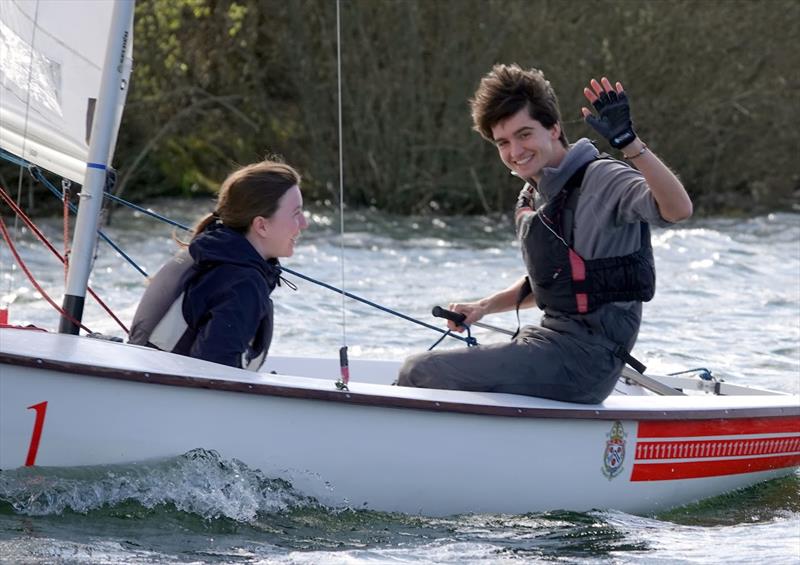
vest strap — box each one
[615,345,647,373]
[512,277,533,339]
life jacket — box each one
[517,157,656,315]
[129,250,272,372]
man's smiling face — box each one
[491,107,565,181]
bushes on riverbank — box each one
[2,0,797,216]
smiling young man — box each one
[397,64,692,403]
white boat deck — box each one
[2,327,797,418]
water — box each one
[1,203,799,563]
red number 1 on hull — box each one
[25,401,48,466]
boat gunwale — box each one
[2,351,798,422]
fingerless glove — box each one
[585,90,636,149]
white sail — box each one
[0,0,133,184]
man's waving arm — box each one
[581,77,693,223]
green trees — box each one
[4,0,797,215]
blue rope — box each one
[103,192,191,231]
[280,266,476,344]
[0,151,147,276]
[0,148,28,167]
[28,167,148,277]
[668,367,713,380]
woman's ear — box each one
[250,215,269,237]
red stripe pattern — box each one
[630,417,800,481]
[568,249,588,313]
[637,416,799,438]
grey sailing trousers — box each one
[396,325,623,404]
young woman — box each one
[129,159,308,370]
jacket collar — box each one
[535,138,599,201]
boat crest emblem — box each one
[601,420,627,480]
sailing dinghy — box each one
[1,0,798,516]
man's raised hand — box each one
[581,77,637,150]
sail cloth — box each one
[0,0,133,184]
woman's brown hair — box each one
[184,159,301,244]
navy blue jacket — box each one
[178,223,280,368]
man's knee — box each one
[396,353,429,387]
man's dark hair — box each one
[470,63,568,147]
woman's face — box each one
[248,185,308,259]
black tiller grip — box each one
[431,306,467,326]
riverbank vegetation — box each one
[2,0,797,216]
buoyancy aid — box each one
[129,250,198,351]
[129,249,274,372]
[516,157,656,315]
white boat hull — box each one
[1,328,799,516]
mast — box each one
[59,0,135,334]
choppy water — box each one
[1,203,798,563]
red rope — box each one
[0,214,92,333]
[0,185,130,334]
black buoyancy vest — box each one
[518,157,656,315]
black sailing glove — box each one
[585,90,637,149]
